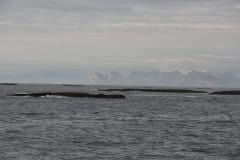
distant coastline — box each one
[11,92,126,99]
[99,88,207,94]
[61,84,84,87]
[211,91,240,95]
[2,83,240,96]
[0,83,19,86]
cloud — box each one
[233,4,240,9]
[97,22,235,30]
[0,0,240,83]
[1,0,240,30]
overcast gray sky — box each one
[0,0,240,82]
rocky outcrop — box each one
[99,88,207,93]
[11,92,126,99]
[0,83,19,86]
[211,91,240,95]
[61,84,84,87]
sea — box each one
[0,84,239,160]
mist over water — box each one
[0,84,239,159]
[91,70,240,88]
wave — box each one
[41,95,67,99]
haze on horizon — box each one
[0,0,240,86]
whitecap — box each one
[41,95,66,99]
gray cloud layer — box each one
[0,0,240,84]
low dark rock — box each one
[99,88,207,93]
[11,92,126,99]
[61,84,84,87]
[0,83,19,86]
[211,91,240,95]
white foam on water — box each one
[41,95,66,99]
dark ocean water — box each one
[0,84,240,160]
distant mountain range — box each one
[90,71,240,87]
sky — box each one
[0,0,240,83]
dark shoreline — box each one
[61,84,84,87]
[11,92,126,99]
[211,91,240,95]
[0,83,19,86]
[99,88,208,94]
